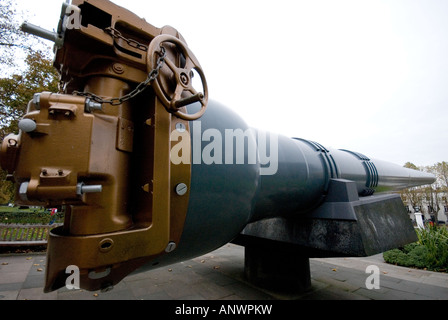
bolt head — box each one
[180,72,189,85]
[18,119,37,133]
[175,122,186,132]
[19,182,29,202]
[165,242,177,253]
[175,183,188,196]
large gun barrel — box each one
[0,0,435,293]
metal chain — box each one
[73,28,166,105]
[104,27,149,52]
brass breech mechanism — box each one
[0,0,208,292]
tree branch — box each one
[0,42,32,50]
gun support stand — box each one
[242,238,312,294]
[235,179,419,294]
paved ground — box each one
[0,243,447,300]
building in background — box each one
[401,187,448,225]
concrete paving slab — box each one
[0,243,447,300]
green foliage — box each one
[383,243,428,269]
[383,225,448,272]
[0,206,64,224]
[0,49,59,203]
[416,224,448,270]
[0,0,60,203]
[403,162,420,171]
[0,170,14,204]
[0,50,59,133]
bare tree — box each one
[429,162,448,221]
[0,0,29,66]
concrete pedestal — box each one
[244,243,311,293]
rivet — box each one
[112,63,125,74]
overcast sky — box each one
[18,0,448,167]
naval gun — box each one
[0,0,435,293]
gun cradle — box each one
[1,0,193,292]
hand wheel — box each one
[147,34,208,121]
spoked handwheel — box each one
[147,34,208,121]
